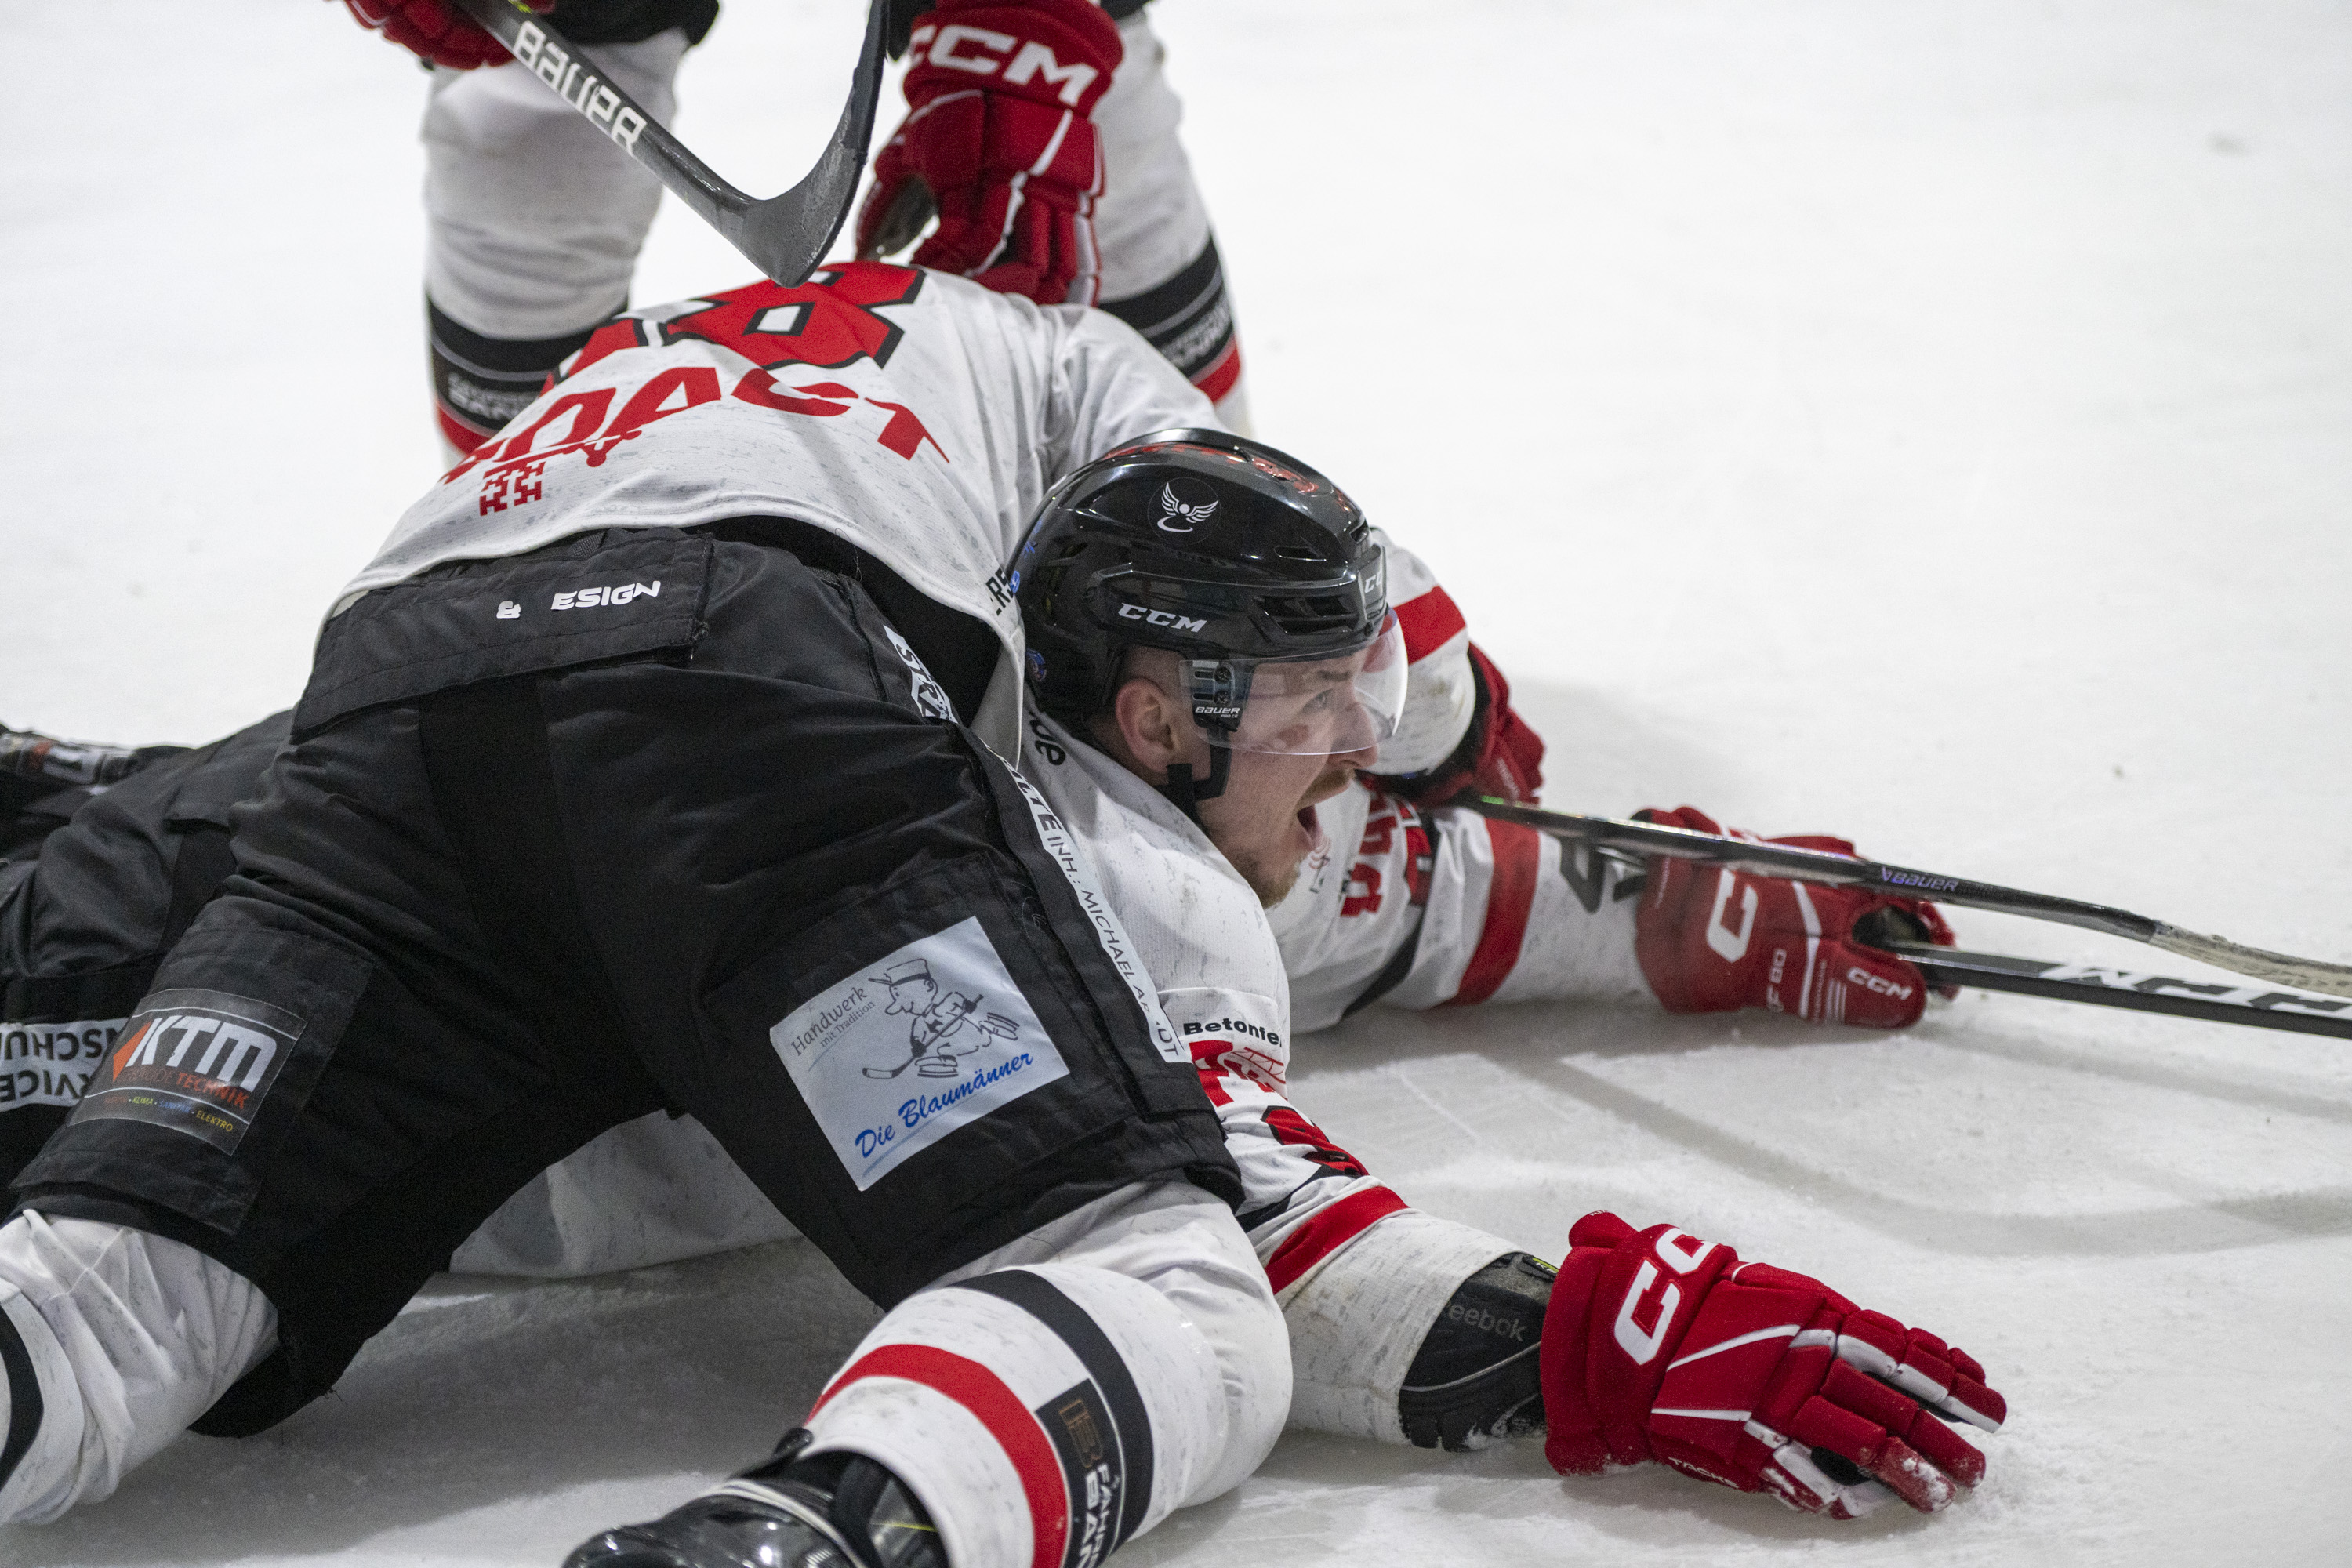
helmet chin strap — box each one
[1160,746,1232,829]
[1163,659,1246,826]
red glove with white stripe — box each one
[856,0,1123,304]
[1541,1212,2005,1519]
[1632,806,1954,1028]
[339,0,518,71]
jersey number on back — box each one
[444,266,947,510]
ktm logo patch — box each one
[71,989,307,1155]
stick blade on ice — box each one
[2148,927,2352,1000]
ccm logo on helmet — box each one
[1846,966,1915,1000]
[1117,603,1207,633]
[908,24,1101,107]
[1612,1227,1719,1366]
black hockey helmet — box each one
[1012,428,1405,807]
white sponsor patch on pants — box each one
[768,917,1067,1190]
[2,1018,124,1112]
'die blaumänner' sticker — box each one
[66,989,307,1155]
[768,916,1068,1190]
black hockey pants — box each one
[10,526,1233,1436]
[1,717,285,1177]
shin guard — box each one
[802,1250,1274,1568]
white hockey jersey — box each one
[343,263,1213,756]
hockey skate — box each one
[565,1436,942,1568]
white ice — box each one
[5,0,2350,1563]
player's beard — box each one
[1225,764,1351,908]
[1242,843,1307,908]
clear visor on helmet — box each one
[1187,615,1409,756]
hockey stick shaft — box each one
[1470,798,2352,1000]
[449,0,888,287]
[1874,940,2352,1041]
[0,728,147,787]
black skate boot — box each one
[563,1430,946,1568]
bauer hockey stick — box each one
[1874,940,2352,1041]
[1468,799,2352,1000]
[448,0,889,287]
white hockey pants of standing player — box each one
[0,1211,277,1523]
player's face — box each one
[1195,739,1373,906]
[1100,648,1378,905]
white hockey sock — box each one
[1094,14,1208,304]
[422,30,690,343]
[420,28,692,458]
[0,1213,276,1524]
[800,1182,1287,1568]
[1279,1207,1518,1444]
[1093,13,1249,430]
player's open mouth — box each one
[1297,804,1324,851]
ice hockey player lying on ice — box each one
[0,281,2002,1563]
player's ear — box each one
[1111,677,1185,780]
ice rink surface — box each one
[5,1,2350,1563]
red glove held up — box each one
[1633,805,1955,1028]
[856,0,1123,305]
[1542,1212,2005,1519]
[340,0,519,71]
[1374,643,1547,808]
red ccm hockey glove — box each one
[1461,645,1548,804]
[856,0,1123,304]
[339,0,526,71]
[1633,806,1955,1028]
[1542,1213,2005,1518]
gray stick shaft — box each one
[1471,798,2352,1000]
[448,0,887,286]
